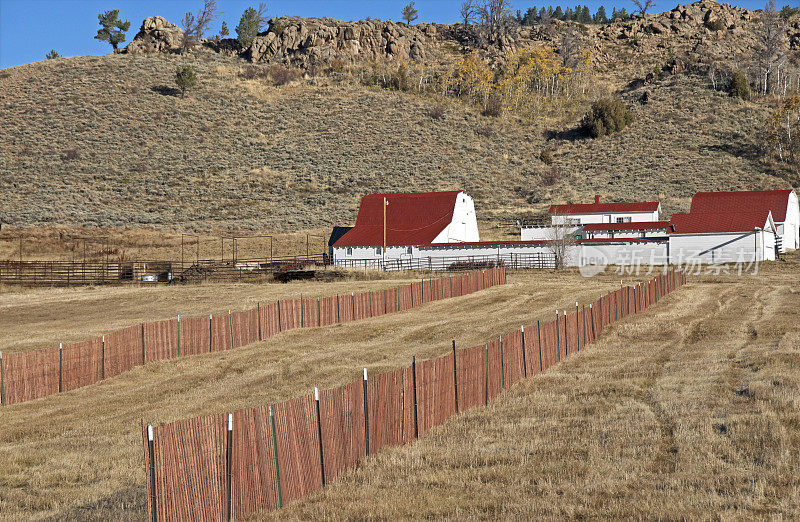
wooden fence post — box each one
[499,335,504,389]
[228,310,234,349]
[59,342,63,393]
[314,387,326,487]
[555,312,560,362]
[411,356,419,439]
[257,304,262,341]
[536,320,543,373]
[452,341,458,413]
[363,369,369,456]
[268,405,283,508]
[101,336,106,379]
[520,325,527,378]
[226,413,233,521]
[590,304,596,342]
[483,344,489,405]
[147,425,157,522]
[277,301,282,332]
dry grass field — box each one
[1,265,799,520]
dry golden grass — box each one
[1,265,799,520]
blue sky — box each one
[0,0,782,69]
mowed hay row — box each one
[0,269,643,520]
[0,273,438,354]
[142,271,681,520]
[261,270,800,520]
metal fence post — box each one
[363,369,370,456]
[576,302,580,352]
[452,341,458,413]
[317,298,321,327]
[336,295,340,324]
[314,387,326,487]
[590,304,596,342]
[555,311,560,362]
[101,336,105,379]
[269,405,283,508]
[141,323,146,365]
[351,292,355,320]
[59,342,63,393]
[0,351,4,406]
[537,320,543,373]
[411,356,419,439]
[563,310,568,357]
[300,294,304,328]
[209,314,213,352]
[147,425,157,522]
[177,315,181,357]
[226,413,233,521]
[520,325,527,378]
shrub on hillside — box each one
[482,93,503,117]
[582,98,634,138]
[539,147,555,165]
[428,104,446,120]
[728,70,750,100]
[268,65,300,86]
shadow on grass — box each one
[151,85,181,97]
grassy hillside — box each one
[0,47,793,235]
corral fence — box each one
[335,252,556,271]
[142,269,687,521]
[0,255,328,287]
[0,268,505,406]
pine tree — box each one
[94,10,131,50]
[580,6,592,23]
[219,21,229,39]
[175,65,198,98]
[554,6,564,20]
[236,4,268,49]
[401,2,419,24]
[45,49,60,59]
[594,6,609,23]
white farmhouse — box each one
[332,191,479,267]
[689,189,799,252]
[522,196,661,240]
[668,211,777,263]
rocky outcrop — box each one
[247,17,432,66]
[125,16,184,54]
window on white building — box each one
[375,247,382,255]
[407,246,412,254]
[347,247,353,255]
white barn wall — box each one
[432,194,480,243]
[780,191,799,251]
[668,231,776,264]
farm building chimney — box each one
[594,195,600,204]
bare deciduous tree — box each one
[755,0,787,95]
[631,0,655,16]
[476,0,514,39]
[460,0,479,25]
[181,0,221,51]
[545,214,578,269]
[560,24,582,69]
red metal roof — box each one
[690,189,794,222]
[334,191,461,247]
[417,238,662,248]
[582,221,671,232]
[668,211,773,234]
[548,201,660,215]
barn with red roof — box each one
[689,189,798,252]
[332,191,479,267]
[667,210,777,263]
